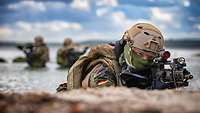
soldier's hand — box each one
[56,83,68,92]
[17,45,24,50]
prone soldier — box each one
[57,23,193,92]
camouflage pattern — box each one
[25,36,49,68]
[125,23,164,55]
[83,63,117,88]
[27,45,49,68]
[56,43,87,68]
[56,46,73,68]
[57,44,122,91]
[121,44,153,70]
[13,56,27,63]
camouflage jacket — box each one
[57,44,123,91]
[57,46,86,68]
[27,45,49,68]
[56,47,72,68]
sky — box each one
[0,0,200,43]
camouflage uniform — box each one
[69,44,122,89]
[57,23,166,92]
[27,44,49,68]
[57,46,73,68]
[27,36,49,68]
[56,44,122,92]
[57,38,80,68]
[57,38,91,69]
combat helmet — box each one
[64,38,72,47]
[34,35,44,46]
[123,23,164,56]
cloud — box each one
[45,1,67,10]
[1,0,200,42]
[0,20,82,42]
[194,24,200,30]
[16,21,32,32]
[96,8,110,17]
[0,27,12,38]
[15,21,82,32]
[110,11,152,30]
[111,11,127,24]
[70,0,90,11]
[7,1,67,12]
[7,1,46,12]
[118,0,176,7]
[96,0,118,7]
[151,8,173,23]
[148,0,155,2]
[95,0,118,17]
[182,0,191,7]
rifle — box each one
[17,43,34,56]
[119,50,193,89]
[151,50,193,89]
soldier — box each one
[26,36,49,68]
[57,38,73,68]
[56,23,183,92]
[57,38,89,68]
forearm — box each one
[86,64,117,88]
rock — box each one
[0,57,7,63]
[12,56,26,63]
[0,87,200,113]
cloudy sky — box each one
[0,0,200,42]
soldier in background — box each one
[57,38,73,68]
[17,35,49,68]
[28,36,49,68]
[57,38,89,69]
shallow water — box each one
[0,47,200,93]
[0,47,67,93]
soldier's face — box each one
[123,44,153,70]
[131,47,155,61]
[35,40,43,46]
[64,42,69,47]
